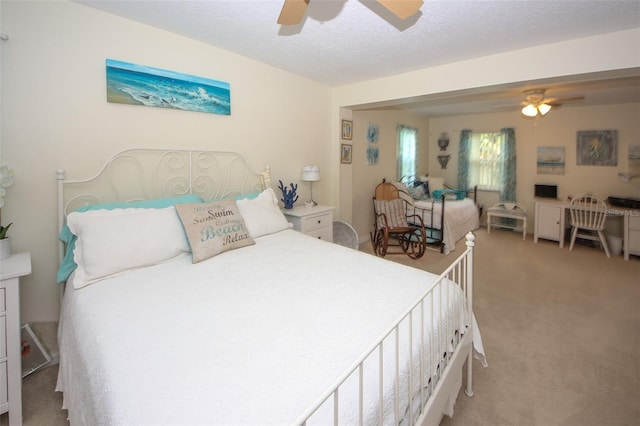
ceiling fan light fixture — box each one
[538,103,552,115]
[521,104,538,117]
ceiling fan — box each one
[520,89,585,117]
[277,0,424,25]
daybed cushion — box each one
[236,188,292,238]
[67,206,190,288]
[57,194,203,283]
[374,198,408,228]
[175,200,255,263]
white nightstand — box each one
[0,252,31,425]
[282,205,334,242]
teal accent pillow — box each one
[432,189,466,201]
[234,192,261,200]
[57,194,203,283]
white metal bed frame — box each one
[56,148,476,426]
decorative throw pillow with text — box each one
[175,200,255,263]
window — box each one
[468,132,504,191]
[458,128,516,201]
[397,125,418,181]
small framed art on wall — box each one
[341,144,352,164]
[341,119,353,140]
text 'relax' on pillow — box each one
[175,200,255,263]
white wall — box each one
[0,1,332,323]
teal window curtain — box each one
[397,125,418,181]
[499,127,516,201]
[457,128,516,201]
[457,129,472,191]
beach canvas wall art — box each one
[106,59,231,115]
[537,147,565,175]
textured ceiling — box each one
[76,0,640,116]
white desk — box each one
[533,199,639,260]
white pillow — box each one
[390,181,414,203]
[236,188,292,238]
[67,207,190,288]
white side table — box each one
[282,205,334,242]
[0,252,31,426]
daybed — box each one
[392,177,480,255]
[55,149,486,425]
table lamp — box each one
[301,165,320,207]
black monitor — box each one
[535,184,558,199]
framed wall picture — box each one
[537,146,565,175]
[341,119,353,140]
[341,144,352,164]
[576,130,618,166]
[106,59,231,115]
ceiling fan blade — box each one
[277,0,310,25]
[545,96,585,103]
[377,0,424,20]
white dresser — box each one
[0,252,31,426]
[624,215,640,260]
[282,205,334,242]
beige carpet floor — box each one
[2,229,639,425]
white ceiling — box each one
[77,0,640,117]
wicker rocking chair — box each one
[370,182,427,259]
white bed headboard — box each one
[56,148,271,262]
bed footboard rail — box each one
[294,232,476,426]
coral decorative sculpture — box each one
[278,180,299,209]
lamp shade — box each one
[521,104,538,117]
[521,103,552,117]
[537,103,552,115]
[302,165,320,182]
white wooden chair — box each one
[568,194,610,257]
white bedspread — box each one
[57,229,484,425]
[411,198,479,255]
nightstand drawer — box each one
[306,225,333,241]
[299,212,332,232]
[282,205,335,243]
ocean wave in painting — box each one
[106,59,230,115]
